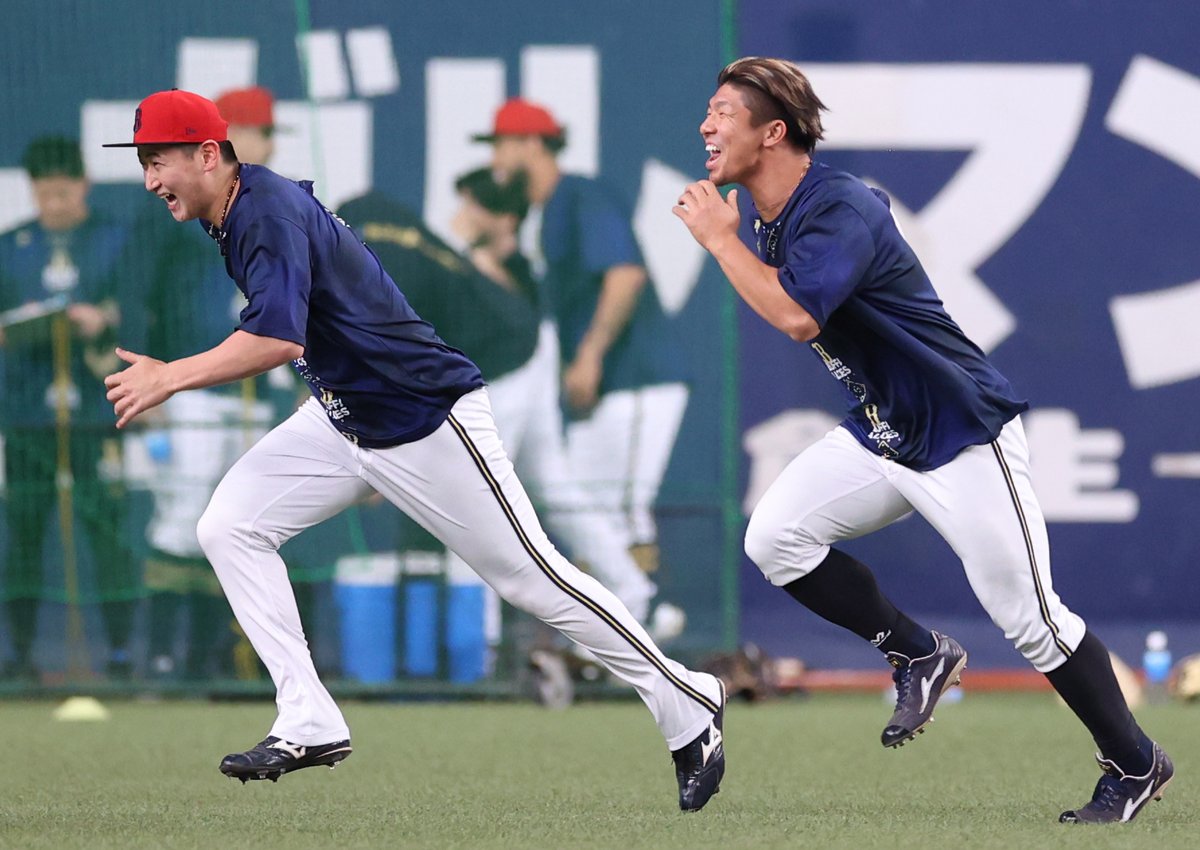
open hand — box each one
[67,303,111,339]
[104,347,174,428]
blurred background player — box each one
[0,136,137,681]
[215,86,277,168]
[336,174,541,674]
[478,100,691,616]
[335,168,680,671]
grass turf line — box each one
[0,693,1194,849]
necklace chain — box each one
[207,167,241,255]
[216,167,240,229]
[759,159,812,219]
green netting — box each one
[0,0,736,692]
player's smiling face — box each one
[138,145,211,222]
[700,83,765,187]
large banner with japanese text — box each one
[737,0,1200,666]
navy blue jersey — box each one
[540,174,687,398]
[739,162,1027,470]
[206,165,483,447]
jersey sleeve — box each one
[234,214,311,346]
[577,184,643,275]
[778,201,876,328]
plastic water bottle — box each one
[1143,630,1171,701]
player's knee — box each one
[744,512,823,585]
[196,499,263,559]
[743,516,775,572]
[195,502,231,559]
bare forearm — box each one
[468,247,518,292]
[709,235,819,342]
[578,264,646,358]
[164,330,302,393]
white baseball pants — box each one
[197,388,720,748]
[144,388,272,558]
[450,322,656,622]
[744,416,1086,672]
[564,381,690,549]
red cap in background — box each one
[473,98,564,142]
[214,86,276,128]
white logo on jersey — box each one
[323,205,352,230]
[811,342,858,388]
[809,343,901,457]
[294,360,352,421]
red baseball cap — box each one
[473,98,564,143]
[214,86,276,128]
[102,89,228,148]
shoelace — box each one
[892,665,914,709]
[1085,775,1127,812]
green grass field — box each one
[0,692,1194,849]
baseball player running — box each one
[101,89,725,812]
[674,57,1172,824]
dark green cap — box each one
[22,135,85,179]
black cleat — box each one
[672,680,726,812]
[219,736,352,783]
[1060,742,1174,824]
[882,631,967,748]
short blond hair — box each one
[718,57,826,152]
